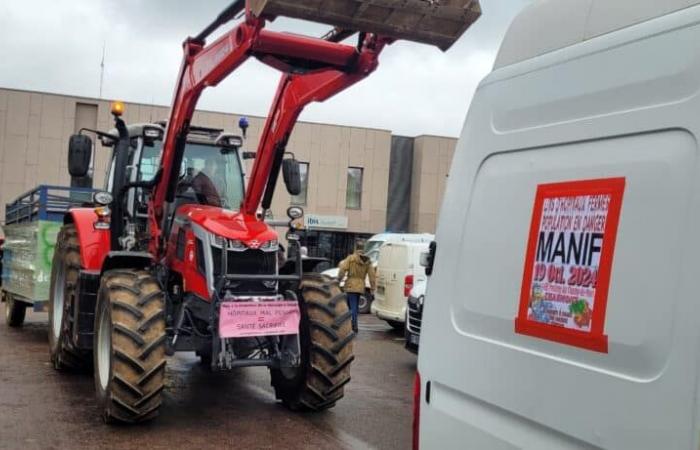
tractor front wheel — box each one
[94,270,166,424]
[270,274,355,411]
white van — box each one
[417,1,700,449]
[372,242,428,330]
[364,232,433,263]
[323,233,434,313]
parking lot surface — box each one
[0,308,415,450]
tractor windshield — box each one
[139,140,245,210]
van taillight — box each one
[404,274,414,297]
[413,372,421,450]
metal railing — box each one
[5,185,97,225]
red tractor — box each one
[48,0,480,423]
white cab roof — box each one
[495,0,700,68]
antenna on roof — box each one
[99,41,106,98]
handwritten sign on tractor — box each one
[219,300,301,339]
[515,178,625,353]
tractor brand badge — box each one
[515,178,625,353]
[247,240,261,249]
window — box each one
[137,140,245,210]
[291,162,309,205]
[346,167,363,209]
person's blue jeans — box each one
[346,293,360,332]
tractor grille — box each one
[211,247,277,295]
[406,295,423,335]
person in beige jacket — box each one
[338,242,377,332]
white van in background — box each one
[417,1,700,449]
[323,233,434,313]
[372,242,428,330]
[364,232,433,263]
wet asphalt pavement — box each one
[0,308,416,450]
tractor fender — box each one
[64,208,110,270]
[101,251,153,275]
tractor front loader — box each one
[49,0,481,423]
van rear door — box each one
[375,244,409,321]
[418,5,700,450]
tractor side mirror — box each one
[68,134,92,178]
[282,159,302,196]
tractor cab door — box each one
[133,137,162,221]
[103,136,156,234]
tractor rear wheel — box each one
[270,274,355,411]
[94,270,166,424]
[48,224,90,370]
[4,293,27,327]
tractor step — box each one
[249,0,481,51]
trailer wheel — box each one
[94,270,166,424]
[270,274,355,411]
[5,293,27,327]
[49,224,90,370]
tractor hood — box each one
[177,205,278,244]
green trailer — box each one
[2,185,95,327]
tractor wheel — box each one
[270,274,355,411]
[94,270,166,424]
[5,293,27,327]
[49,224,90,370]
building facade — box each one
[0,87,456,264]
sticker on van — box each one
[515,178,625,353]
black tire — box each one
[5,293,27,327]
[196,350,212,369]
[94,270,166,424]
[386,320,405,332]
[48,224,90,370]
[270,274,354,411]
[358,290,372,314]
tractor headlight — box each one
[287,206,304,220]
[93,191,113,206]
[229,239,247,251]
[143,127,163,140]
[211,234,226,248]
[259,239,279,252]
[227,136,243,147]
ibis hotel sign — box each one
[304,214,348,230]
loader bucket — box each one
[248,0,481,51]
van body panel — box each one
[373,242,428,322]
[419,5,700,450]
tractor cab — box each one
[99,123,247,249]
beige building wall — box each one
[409,135,457,233]
[0,87,391,234]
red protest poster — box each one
[515,178,625,353]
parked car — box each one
[405,278,426,353]
[415,1,700,449]
[371,241,428,330]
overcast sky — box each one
[0,1,529,137]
